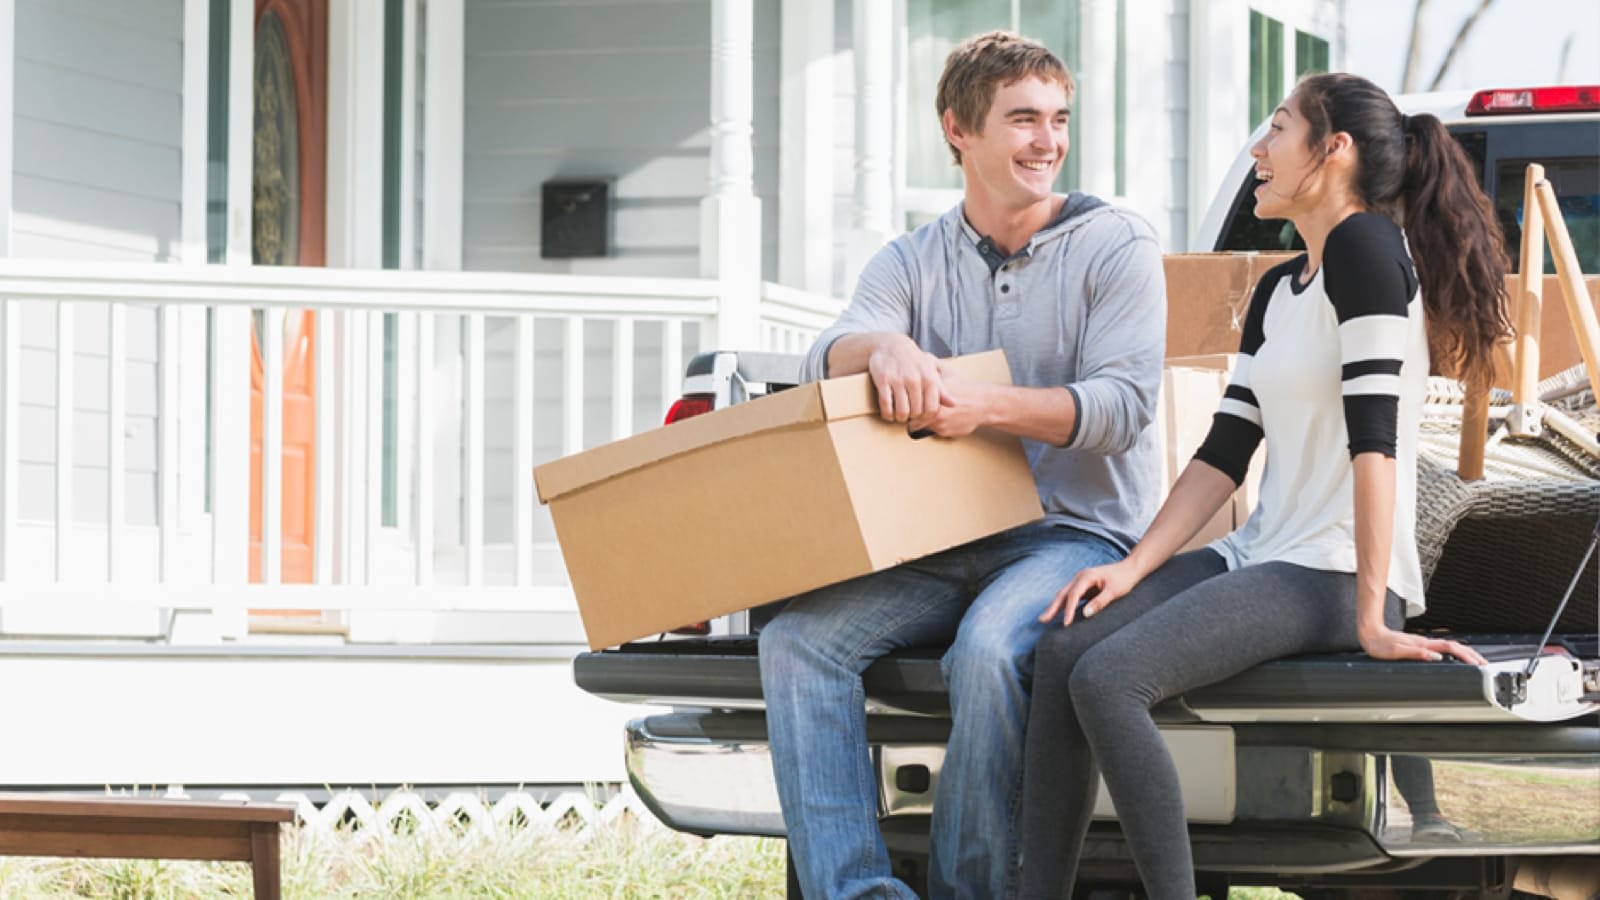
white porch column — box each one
[778,0,834,295]
[844,0,895,293]
[701,0,762,351]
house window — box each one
[904,0,1081,216]
[1249,10,1285,131]
[1295,29,1329,78]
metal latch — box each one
[1494,671,1528,708]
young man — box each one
[758,31,1166,899]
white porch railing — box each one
[0,260,841,641]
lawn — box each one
[0,830,1307,899]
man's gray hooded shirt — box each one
[802,194,1166,551]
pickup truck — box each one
[573,86,1600,898]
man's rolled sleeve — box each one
[1063,220,1166,454]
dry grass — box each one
[1431,761,1600,844]
[0,817,786,899]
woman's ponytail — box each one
[1399,112,1512,388]
[1294,74,1512,388]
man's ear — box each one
[942,109,968,154]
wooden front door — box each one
[249,0,326,587]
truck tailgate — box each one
[575,634,1600,724]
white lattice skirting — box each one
[152,787,663,842]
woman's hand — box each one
[1359,625,1488,665]
[1039,560,1143,626]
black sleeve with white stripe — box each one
[1192,258,1292,485]
[1324,213,1417,460]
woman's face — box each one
[1248,91,1326,221]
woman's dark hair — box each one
[1294,72,1511,388]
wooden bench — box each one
[0,793,295,898]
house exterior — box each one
[0,0,1343,792]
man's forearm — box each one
[825,332,915,378]
[977,383,1079,445]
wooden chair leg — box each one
[250,822,282,900]
[1535,177,1600,399]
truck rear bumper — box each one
[625,711,1600,866]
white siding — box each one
[460,0,780,279]
[11,0,182,526]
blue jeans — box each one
[758,522,1123,900]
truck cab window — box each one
[1496,156,1600,273]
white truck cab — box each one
[1192,84,1600,274]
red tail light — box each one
[1466,85,1600,116]
[665,392,714,635]
[664,395,714,425]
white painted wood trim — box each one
[660,318,682,422]
[708,0,756,200]
[54,302,75,581]
[0,261,722,311]
[0,584,579,613]
[1187,0,1249,248]
[313,310,335,584]
[422,0,463,271]
[180,0,210,262]
[327,0,387,270]
[1077,0,1118,199]
[513,315,534,586]
[777,0,834,294]
[364,311,384,581]
[107,304,127,580]
[227,0,253,264]
[412,311,434,584]
[262,310,285,585]
[394,312,414,536]
[462,314,484,586]
[611,320,633,441]
[157,307,180,579]
[178,307,207,531]
[397,0,419,271]
[0,0,13,258]
[210,306,251,585]
[562,318,584,457]
[0,301,17,580]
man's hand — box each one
[866,335,944,425]
[911,363,995,437]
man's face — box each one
[946,76,1070,213]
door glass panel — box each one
[253,11,300,266]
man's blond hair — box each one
[935,31,1075,165]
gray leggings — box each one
[1017,549,1405,899]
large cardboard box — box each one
[1156,354,1264,552]
[1163,253,1599,380]
[1162,253,1295,359]
[535,350,1045,650]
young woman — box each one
[1016,72,1512,899]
